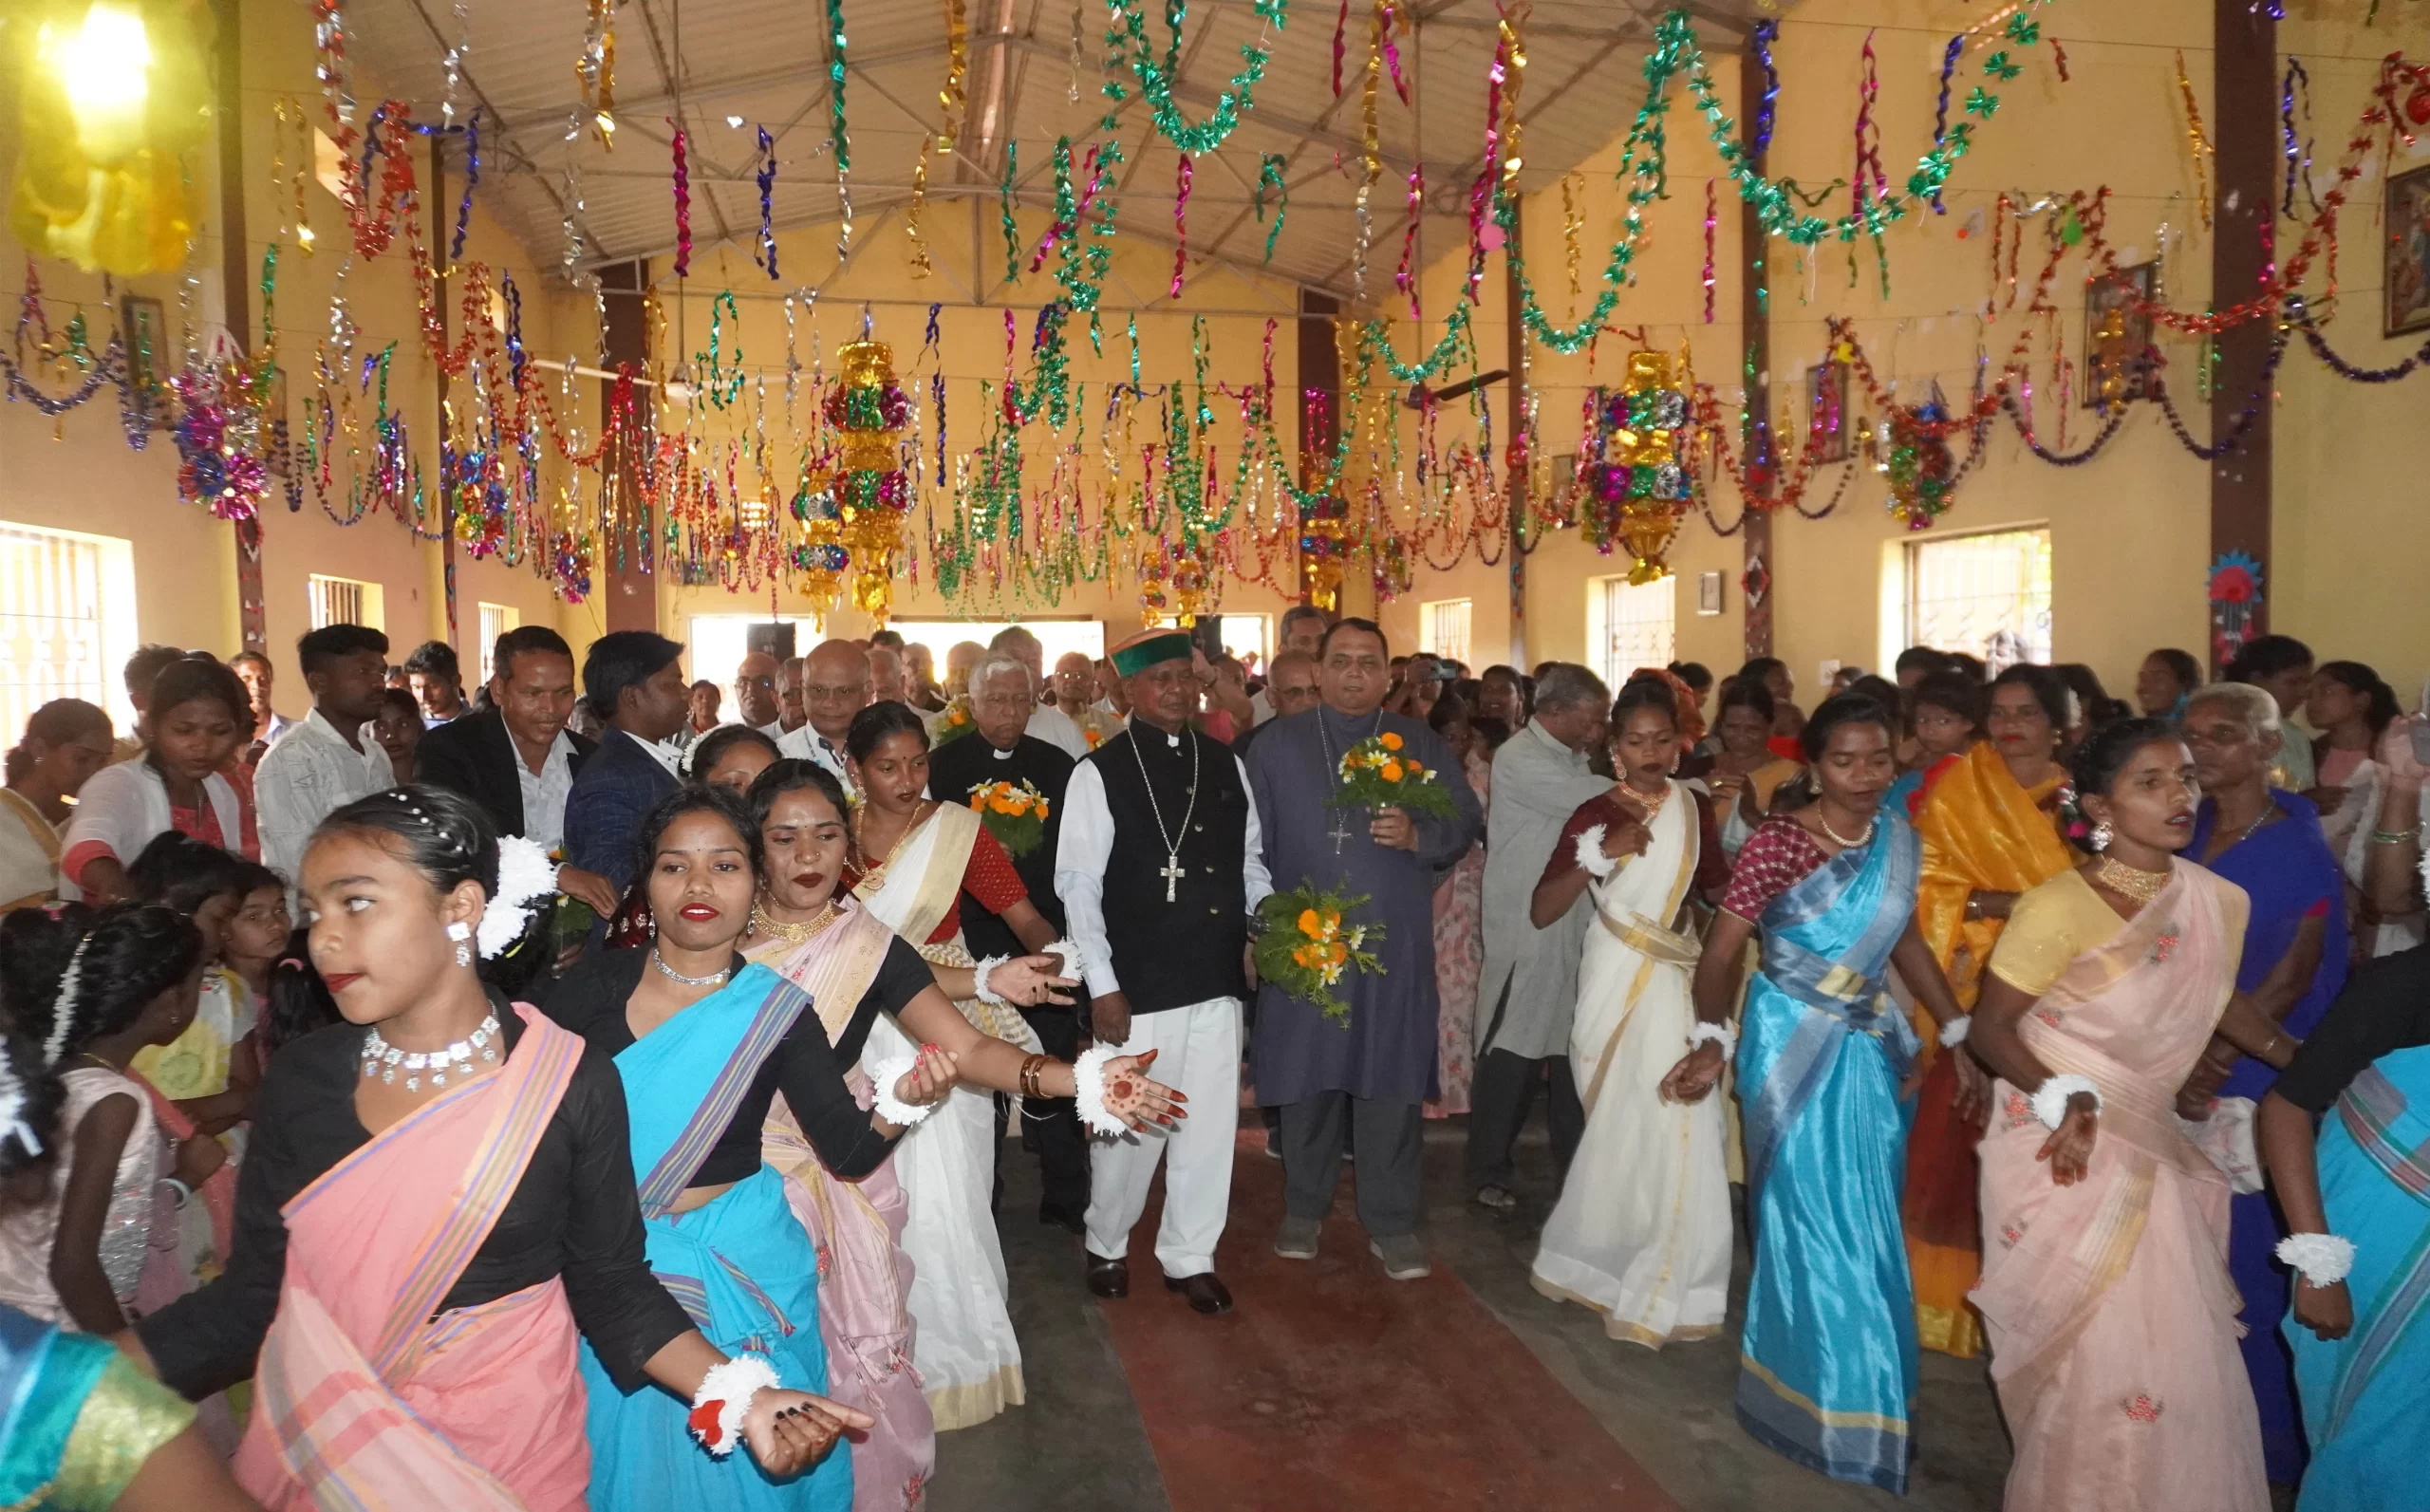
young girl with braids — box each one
[0,903,212,1333]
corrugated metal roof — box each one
[338,0,1786,299]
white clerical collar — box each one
[991,744,1015,760]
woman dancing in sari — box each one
[838,703,1061,1430]
[132,786,855,1510]
[1672,694,1979,1493]
[1906,664,2079,1359]
[2177,682,2349,1488]
[1527,681,1729,1346]
[1969,719,2299,1512]
[738,759,1180,1501]
[1707,681,1802,860]
[543,785,966,1510]
[2258,944,2430,1511]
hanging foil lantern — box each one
[821,339,913,625]
[789,472,848,626]
[1298,495,1353,612]
[1885,401,1959,530]
[1582,350,1693,582]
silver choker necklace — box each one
[362,1013,500,1092]
[650,948,732,988]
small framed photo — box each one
[2387,162,2430,336]
[118,296,167,392]
[2084,262,2157,408]
[1696,570,1724,617]
[1804,361,1850,463]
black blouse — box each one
[538,938,937,1188]
[137,999,692,1400]
[2274,943,2430,1114]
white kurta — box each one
[1528,779,1731,1347]
[1476,720,1620,1059]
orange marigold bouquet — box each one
[1327,730,1460,821]
[931,697,979,748]
[965,777,1051,857]
[1253,882,1386,1026]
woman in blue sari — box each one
[543,787,943,1509]
[2260,943,2430,1511]
[1669,694,1982,1494]
[2178,683,2349,1488]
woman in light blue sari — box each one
[544,787,956,1510]
[1669,694,1980,1495]
[2259,943,2430,1511]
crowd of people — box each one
[0,609,2421,1510]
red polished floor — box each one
[1091,1130,1683,1512]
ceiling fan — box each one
[1402,368,1509,409]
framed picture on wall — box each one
[2084,262,2156,408]
[2388,163,2430,336]
[1804,361,1850,462]
[1696,570,1724,616]
[118,296,167,394]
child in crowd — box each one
[123,834,259,1143]
[0,903,209,1331]
[216,862,291,1078]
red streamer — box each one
[1850,32,1887,218]
[1171,154,1193,298]
[1332,0,1349,96]
[671,123,692,277]
[1702,177,1717,324]
[1395,165,1425,318]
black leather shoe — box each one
[1038,1201,1087,1236]
[1085,1256,1130,1299]
[1164,1272,1234,1316]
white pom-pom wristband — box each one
[1937,1015,1972,1048]
[688,1352,780,1458]
[2276,1232,2357,1287]
[1073,1043,1127,1137]
[1573,825,1618,881]
[1687,1021,1736,1058]
[866,1055,939,1129]
[971,954,1011,1006]
[1042,940,1080,982]
[2031,1073,2102,1130]
[478,834,564,959]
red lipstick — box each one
[323,972,363,992]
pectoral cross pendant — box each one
[1327,812,1353,854]
[1160,857,1187,902]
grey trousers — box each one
[1279,1092,1423,1238]
[1464,1047,1584,1191]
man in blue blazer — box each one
[565,631,692,905]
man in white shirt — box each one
[776,656,811,738]
[254,624,397,883]
[1053,650,1118,749]
[734,650,784,738]
[404,641,470,727]
[990,625,1089,759]
[1248,604,1330,725]
[1057,628,1272,1316]
[868,643,907,705]
[780,639,869,783]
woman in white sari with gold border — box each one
[1527,682,1732,1346]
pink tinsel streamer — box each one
[1467,35,1510,303]
[1029,144,1103,273]
[1396,165,1425,318]
[1702,177,1716,323]
[1382,2,1409,105]
[1171,154,1193,298]
[671,124,693,277]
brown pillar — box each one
[215,0,266,653]
[1505,201,1527,671]
[1297,288,1341,608]
[431,139,459,650]
[2210,0,2274,663]
[598,261,656,634]
[1739,48,1773,663]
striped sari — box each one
[233,1005,589,1511]
[2289,1043,2430,1510]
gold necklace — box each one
[1815,806,1876,849]
[2093,853,2172,904]
[752,899,840,944]
[850,798,932,883]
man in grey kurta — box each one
[1467,664,1615,1209]
[1245,620,1483,1280]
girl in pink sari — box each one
[129,786,866,1509]
[1968,721,2301,1512]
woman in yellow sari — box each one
[1908,663,2078,1358]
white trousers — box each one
[1083,996,1242,1278]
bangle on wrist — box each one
[1686,1021,1736,1059]
[687,1353,781,1457]
[867,1055,939,1129]
[1017,1053,1048,1100]
[2368,827,2418,847]
[970,955,1011,1006]
[2030,1073,2102,1130]
[2275,1232,2356,1287]
[156,1177,193,1210]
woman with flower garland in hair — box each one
[737,758,1179,1504]
[0,903,208,1335]
[129,785,865,1510]
[1969,719,2303,1511]
[1904,663,2081,1361]
[544,784,978,1511]
[1674,694,1975,1494]
[0,1032,264,1511]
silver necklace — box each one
[362,1012,500,1092]
[1816,807,1876,849]
[650,948,732,988]
[1127,718,1201,903]
[1317,707,1386,854]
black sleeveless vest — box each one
[1085,722,1251,1014]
